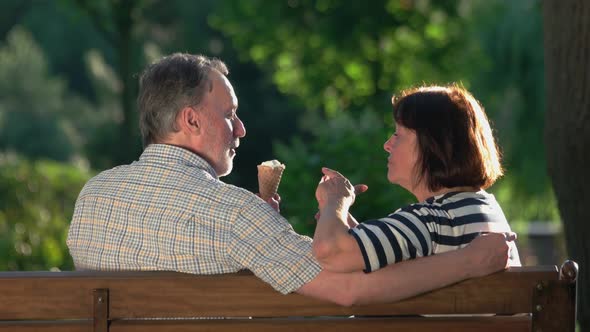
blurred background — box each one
[0,0,565,271]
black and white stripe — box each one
[349,191,518,272]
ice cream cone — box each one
[257,160,285,201]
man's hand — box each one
[256,193,281,213]
[465,232,517,278]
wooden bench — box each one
[0,261,577,332]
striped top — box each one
[349,191,520,272]
[67,144,321,294]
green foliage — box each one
[217,0,559,226]
[0,0,561,272]
[0,27,73,160]
[0,26,96,162]
[466,0,558,223]
[0,0,303,272]
[0,154,92,270]
[212,0,473,117]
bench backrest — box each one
[0,263,577,332]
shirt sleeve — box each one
[349,210,433,273]
[226,198,321,294]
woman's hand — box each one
[315,168,362,209]
[312,168,368,272]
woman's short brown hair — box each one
[392,84,503,191]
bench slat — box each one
[108,316,531,332]
[0,266,558,320]
[0,320,91,332]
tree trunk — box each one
[73,0,142,165]
[114,0,140,165]
[543,0,590,330]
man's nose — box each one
[234,117,246,138]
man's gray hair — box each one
[137,53,228,147]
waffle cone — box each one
[257,164,285,201]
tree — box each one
[543,0,590,330]
[0,154,91,271]
[70,0,145,165]
[214,0,559,228]
[466,0,559,224]
[213,1,479,228]
[0,27,94,161]
[0,0,32,40]
[212,1,472,118]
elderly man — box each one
[67,53,513,306]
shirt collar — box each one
[140,144,218,178]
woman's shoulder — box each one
[391,191,499,217]
[387,201,437,219]
[428,190,498,207]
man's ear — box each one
[177,106,201,134]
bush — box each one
[0,154,92,270]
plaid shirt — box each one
[67,144,321,294]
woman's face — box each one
[383,123,420,191]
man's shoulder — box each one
[75,160,259,211]
[213,181,262,208]
[77,165,129,196]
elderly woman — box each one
[313,85,521,273]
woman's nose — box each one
[384,136,393,152]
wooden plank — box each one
[93,289,109,332]
[106,269,556,318]
[0,277,93,319]
[109,316,531,332]
[0,320,91,332]
[532,280,577,332]
[0,267,558,320]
